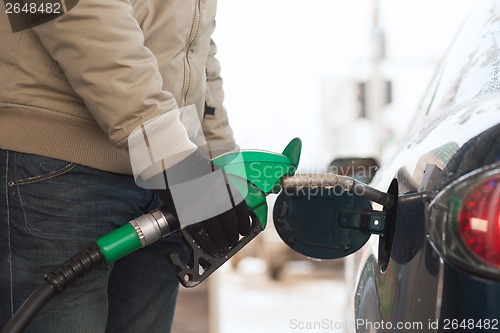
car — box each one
[272,0,500,331]
[346,0,500,330]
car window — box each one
[406,1,499,136]
[427,1,500,115]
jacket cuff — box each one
[128,109,197,188]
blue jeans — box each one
[0,150,188,332]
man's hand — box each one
[157,150,252,257]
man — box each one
[0,0,248,331]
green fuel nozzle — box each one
[95,137,303,265]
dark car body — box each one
[346,1,500,332]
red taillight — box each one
[428,163,500,278]
[458,176,500,268]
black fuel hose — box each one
[1,243,105,333]
[0,283,56,333]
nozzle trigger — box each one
[169,213,261,287]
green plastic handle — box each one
[213,138,302,230]
[96,223,142,263]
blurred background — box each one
[172,1,474,332]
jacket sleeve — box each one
[202,38,238,158]
[31,0,196,161]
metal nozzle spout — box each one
[282,173,395,208]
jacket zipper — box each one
[180,0,201,108]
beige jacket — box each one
[0,0,235,175]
